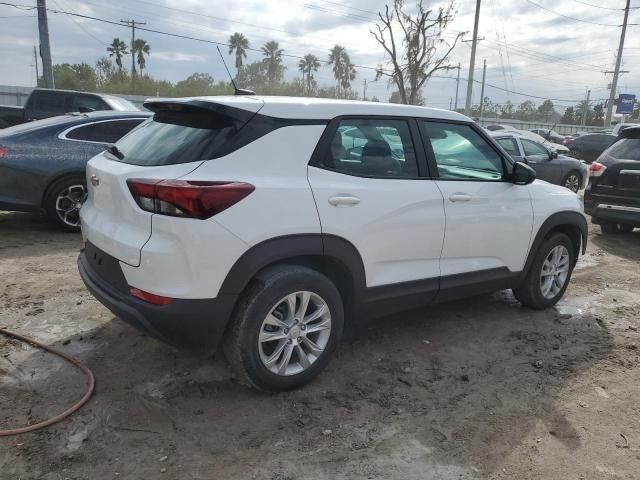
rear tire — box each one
[619,224,635,234]
[223,265,344,392]
[600,222,618,234]
[513,232,575,309]
[44,175,87,232]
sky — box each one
[1,0,639,111]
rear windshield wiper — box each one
[106,144,124,160]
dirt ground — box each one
[0,211,639,480]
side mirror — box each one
[512,161,536,185]
[549,150,558,160]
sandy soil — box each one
[0,211,639,480]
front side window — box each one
[423,122,504,181]
[324,118,419,178]
[495,137,519,156]
[521,139,549,159]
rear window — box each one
[605,138,640,161]
[112,107,238,166]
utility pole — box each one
[454,63,461,111]
[363,78,367,100]
[36,0,54,88]
[605,0,630,127]
[120,19,146,90]
[465,0,481,115]
[33,46,39,86]
[582,89,591,126]
[478,59,487,120]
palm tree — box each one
[261,40,284,84]
[131,38,150,77]
[228,32,249,71]
[298,54,321,95]
[328,45,346,97]
[107,38,128,74]
[340,59,357,94]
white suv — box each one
[78,96,587,391]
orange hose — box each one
[0,327,95,436]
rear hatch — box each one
[80,97,264,266]
[593,132,640,206]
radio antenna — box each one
[216,46,254,96]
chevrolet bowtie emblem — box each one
[90,175,99,186]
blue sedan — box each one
[0,111,150,231]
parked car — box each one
[529,128,568,145]
[485,125,570,154]
[0,111,150,230]
[0,88,140,128]
[568,133,617,163]
[78,96,587,392]
[584,126,640,234]
[485,124,511,131]
[491,131,588,192]
[612,122,639,136]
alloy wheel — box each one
[564,174,580,193]
[258,291,331,376]
[55,184,87,228]
[540,245,570,299]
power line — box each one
[51,0,107,47]
[570,0,625,10]
[524,0,623,26]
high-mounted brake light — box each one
[126,178,254,219]
[589,161,606,177]
[129,287,174,306]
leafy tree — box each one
[537,99,555,121]
[228,32,249,71]
[500,100,515,119]
[131,39,150,77]
[53,63,97,91]
[95,57,116,85]
[341,59,356,94]
[560,106,575,125]
[107,38,128,74]
[515,100,536,121]
[298,53,321,94]
[236,61,269,90]
[592,103,605,126]
[261,40,284,84]
[174,72,230,97]
[371,0,464,105]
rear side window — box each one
[113,107,239,166]
[423,122,504,181]
[65,119,145,144]
[605,138,640,161]
[321,118,419,178]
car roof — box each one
[144,95,472,122]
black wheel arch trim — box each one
[218,234,367,300]
[521,211,588,280]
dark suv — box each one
[584,126,640,234]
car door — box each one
[420,120,533,281]
[307,117,445,296]
[521,138,562,184]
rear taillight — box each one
[589,161,606,177]
[126,179,254,219]
[0,146,7,158]
[129,287,173,306]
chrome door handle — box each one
[328,194,361,206]
[449,193,472,203]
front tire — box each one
[513,232,575,309]
[44,175,87,232]
[223,265,344,392]
[561,170,582,193]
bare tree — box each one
[371,0,464,105]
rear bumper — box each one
[585,185,640,226]
[78,243,237,352]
